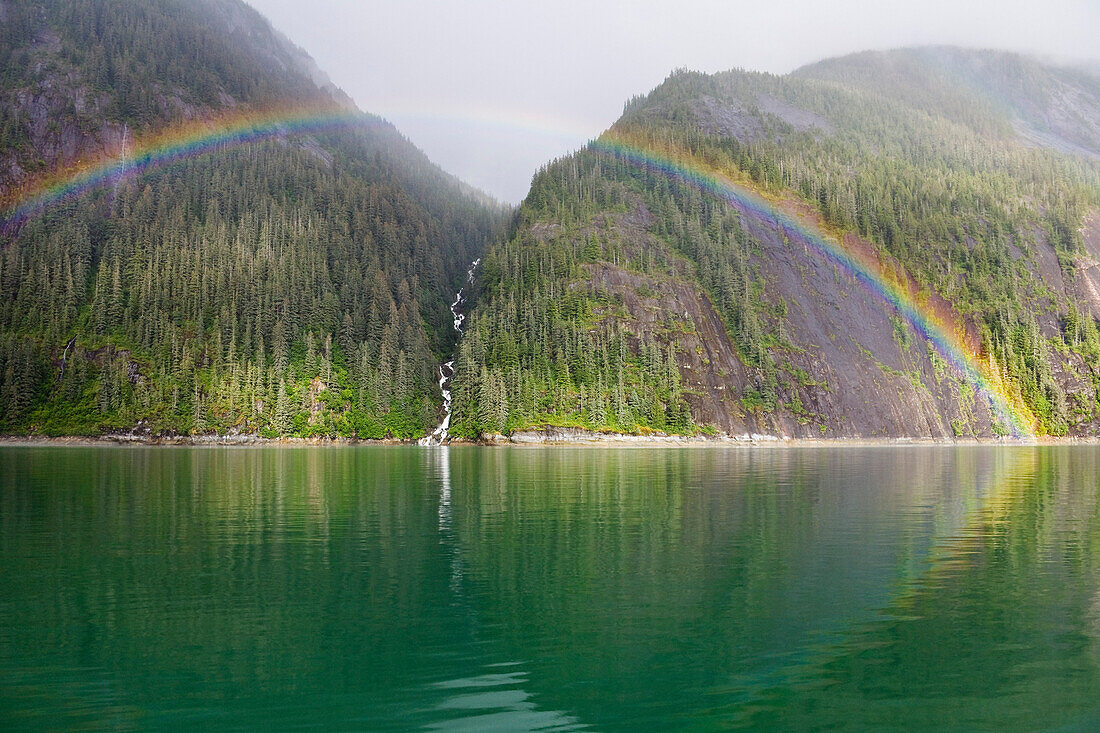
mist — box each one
[245,0,1100,203]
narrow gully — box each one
[419,258,480,445]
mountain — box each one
[794,47,1100,159]
[449,47,1100,440]
[0,0,507,437]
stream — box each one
[419,259,480,445]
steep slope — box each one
[451,48,1100,440]
[794,47,1100,159]
[0,0,507,437]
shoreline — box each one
[2,429,1099,448]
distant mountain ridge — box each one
[449,47,1100,440]
[794,47,1100,159]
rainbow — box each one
[1,104,1038,436]
[1,103,376,228]
[382,103,597,143]
[591,129,1037,438]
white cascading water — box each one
[419,258,480,445]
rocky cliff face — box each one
[566,191,1100,439]
[452,48,1100,439]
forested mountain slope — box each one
[451,48,1100,439]
[0,0,506,437]
[794,47,1100,159]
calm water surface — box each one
[2,445,1100,730]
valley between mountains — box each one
[2,1,1099,441]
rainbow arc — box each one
[592,128,1037,438]
[0,105,1040,438]
[1,103,372,228]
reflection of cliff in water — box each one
[441,447,1100,730]
[729,447,1100,730]
[3,446,1100,729]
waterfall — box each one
[420,258,480,445]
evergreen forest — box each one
[0,0,506,439]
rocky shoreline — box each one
[0,433,400,447]
[1,426,1094,447]
[474,426,1087,446]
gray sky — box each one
[245,0,1100,203]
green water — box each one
[2,446,1100,730]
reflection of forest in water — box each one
[1,446,1099,729]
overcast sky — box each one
[245,0,1100,203]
